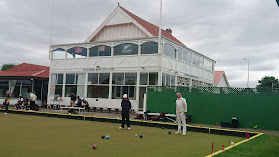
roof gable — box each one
[214,71,230,87]
[85,5,186,46]
[214,71,224,84]
[85,6,153,42]
[119,6,185,46]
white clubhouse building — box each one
[48,5,216,111]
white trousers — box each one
[176,112,187,133]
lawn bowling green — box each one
[0,114,245,157]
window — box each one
[164,43,176,59]
[199,57,204,67]
[192,54,200,66]
[33,80,43,99]
[149,73,158,85]
[88,73,98,84]
[125,73,137,85]
[162,73,175,86]
[65,85,77,97]
[87,86,109,98]
[162,73,166,86]
[140,72,158,85]
[182,49,187,62]
[87,73,110,98]
[171,75,175,86]
[204,59,209,70]
[52,48,65,59]
[10,80,19,98]
[67,47,87,58]
[65,73,85,97]
[99,73,110,84]
[114,43,138,56]
[54,85,62,97]
[51,74,64,85]
[209,62,213,71]
[50,74,64,97]
[21,86,31,99]
[178,48,183,60]
[141,41,158,54]
[112,86,136,100]
[66,74,75,84]
[140,73,148,85]
[187,50,192,63]
[112,73,124,85]
[112,73,137,100]
[89,45,111,57]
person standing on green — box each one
[175,92,187,135]
[4,91,11,114]
[119,94,131,130]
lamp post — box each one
[243,58,249,88]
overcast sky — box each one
[0,0,279,87]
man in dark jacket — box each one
[70,93,76,107]
[119,94,131,130]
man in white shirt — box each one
[29,92,37,110]
[175,92,187,135]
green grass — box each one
[0,114,244,157]
[216,134,279,157]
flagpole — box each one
[158,0,162,45]
[49,0,55,59]
[158,0,163,86]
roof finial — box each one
[118,2,120,6]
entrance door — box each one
[139,87,146,111]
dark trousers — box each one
[30,101,35,110]
[4,102,9,113]
[121,112,130,128]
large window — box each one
[187,50,192,63]
[162,73,175,86]
[140,72,158,85]
[114,43,138,56]
[87,86,109,98]
[22,80,31,99]
[87,73,110,98]
[192,53,200,66]
[164,43,176,59]
[67,47,87,58]
[65,73,85,97]
[89,45,111,57]
[204,59,209,71]
[141,41,158,54]
[52,48,65,59]
[10,80,20,98]
[50,73,64,97]
[0,80,9,97]
[178,48,183,61]
[33,80,44,99]
[112,73,137,100]
[199,57,204,67]
[209,62,213,71]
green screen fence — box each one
[146,86,279,131]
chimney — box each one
[165,28,172,35]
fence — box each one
[146,86,279,131]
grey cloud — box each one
[0,0,279,88]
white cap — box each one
[123,94,128,98]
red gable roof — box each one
[119,6,186,46]
[214,71,224,84]
[0,63,49,79]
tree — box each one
[257,76,279,88]
[1,63,17,71]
